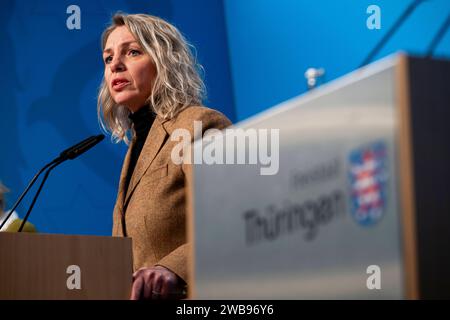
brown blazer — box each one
[112,105,232,283]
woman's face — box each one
[103,25,157,113]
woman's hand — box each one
[130,265,186,300]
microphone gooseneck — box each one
[0,134,105,232]
[18,159,63,232]
[0,159,58,231]
[426,13,450,58]
[359,0,426,68]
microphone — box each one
[57,134,105,161]
[0,134,105,231]
[359,0,426,68]
[17,134,105,232]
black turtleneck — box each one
[124,105,156,194]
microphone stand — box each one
[0,158,60,230]
[359,0,426,68]
[0,134,105,231]
[18,158,64,232]
[426,13,450,57]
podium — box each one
[187,54,450,299]
[0,232,132,299]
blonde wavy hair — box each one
[97,13,206,143]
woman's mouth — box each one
[112,78,130,90]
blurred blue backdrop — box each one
[1,0,449,235]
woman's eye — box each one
[129,49,141,56]
[104,56,112,64]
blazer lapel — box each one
[123,116,168,208]
[116,138,134,211]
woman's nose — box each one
[110,56,125,73]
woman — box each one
[97,13,231,300]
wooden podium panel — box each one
[0,232,132,299]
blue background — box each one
[1,0,449,235]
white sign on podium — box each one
[189,54,406,299]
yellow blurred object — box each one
[4,219,37,233]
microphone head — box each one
[4,218,37,233]
[60,134,105,160]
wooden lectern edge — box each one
[395,54,419,299]
[186,160,196,300]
